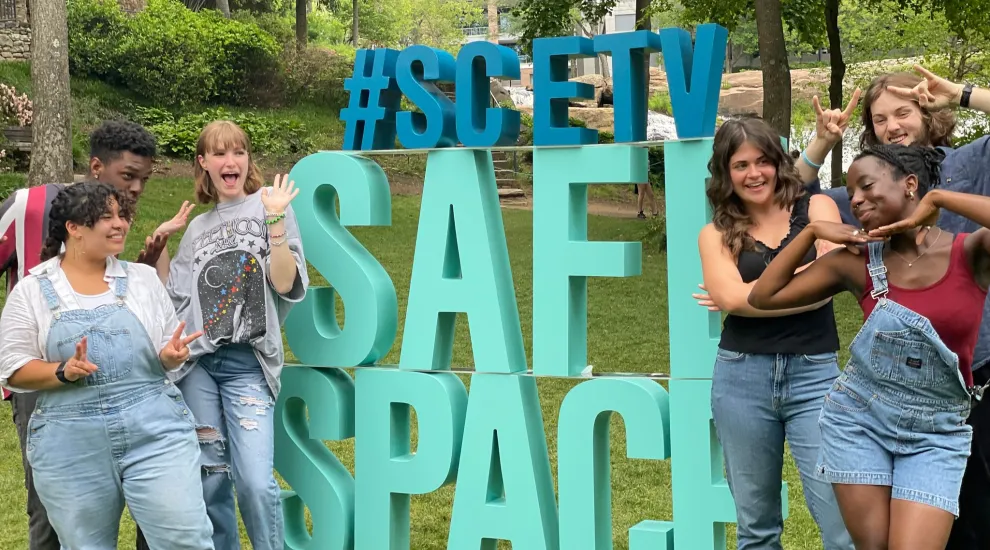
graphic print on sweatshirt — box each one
[193,216,269,344]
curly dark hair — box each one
[41,181,136,261]
[707,116,806,257]
[89,120,157,164]
[859,72,956,149]
[853,144,945,198]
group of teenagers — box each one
[4,63,990,550]
[0,118,307,549]
[697,63,990,550]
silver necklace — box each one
[891,227,943,268]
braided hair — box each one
[41,181,136,262]
[853,144,945,198]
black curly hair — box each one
[89,120,157,164]
[41,181,136,261]
[853,144,945,198]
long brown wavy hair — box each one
[706,116,806,257]
[859,72,956,149]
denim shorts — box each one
[817,366,973,516]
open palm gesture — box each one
[156,201,196,238]
[159,322,202,370]
[261,174,299,215]
[886,65,964,110]
[869,194,940,245]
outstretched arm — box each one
[699,224,831,317]
[749,221,872,310]
[796,89,862,184]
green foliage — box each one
[642,212,667,252]
[648,91,673,115]
[133,106,313,159]
[67,0,280,107]
[279,46,353,111]
[512,0,618,57]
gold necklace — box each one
[891,227,943,268]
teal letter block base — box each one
[354,369,468,550]
[448,374,558,550]
[532,145,646,376]
[284,152,398,367]
[629,521,673,550]
[557,378,671,550]
[274,367,356,550]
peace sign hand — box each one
[813,87,861,145]
[886,65,964,110]
[159,322,203,370]
[260,174,299,216]
[63,336,99,382]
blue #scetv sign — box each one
[278,23,750,550]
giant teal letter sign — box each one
[284,152,398,367]
[275,20,776,550]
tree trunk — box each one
[28,0,73,188]
[351,0,359,47]
[488,0,498,43]
[296,0,307,50]
[635,0,650,96]
[215,0,230,17]
[754,0,791,140]
[825,0,844,186]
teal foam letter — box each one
[354,369,467,550]
[532,146,645,376]
[400,149,526,373]
[447,374,558,549]
[557,378,672,550]
[274,367,355,550]
[285,152,398,366]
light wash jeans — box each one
[178,344,283,550]
[712,349,854,550]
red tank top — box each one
[860,233,987,386]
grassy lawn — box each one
[0,174,864,549]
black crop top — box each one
[718,194,840,355]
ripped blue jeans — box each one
[177,344,283,550]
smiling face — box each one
[728,140,778,206]
[198,144,250,202]
[846,155,918,231]
[92,151,154,203]
[67,197,130,259]
[869,90,929,147]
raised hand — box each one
[813,87,862,146]
[692,283,720,312]
[886,65,964,110]
[136,232,168,267]
[155,201,196,238]
[810,221,883,254]
[63,336,98,382]
[159,322,203,370]
[868,193,940,245]
[260,174,299,215]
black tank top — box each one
[718,194,840,355]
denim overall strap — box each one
[866,241,889,302]
[37,276,61,313]
[113,263,128,303]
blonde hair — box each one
[193,120,265,204]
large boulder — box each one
[568,74,613,108]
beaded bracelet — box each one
[264,212,285,225]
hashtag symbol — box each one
[341,48,402,151]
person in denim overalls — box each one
[750,144,990,550]
[0,182,214,549]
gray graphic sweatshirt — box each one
[165,190,308,397]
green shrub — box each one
[642,213,667,252]
[68,0,279,107]
[280,46,353,111]
[134,106,313,159]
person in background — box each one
[0,181,214,549]
[749,143,990,550]
[0,120,193,550]
[796,65,990,549]
[165,120,308,550]
[698,115,853,550]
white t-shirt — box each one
[73,290,116,309]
